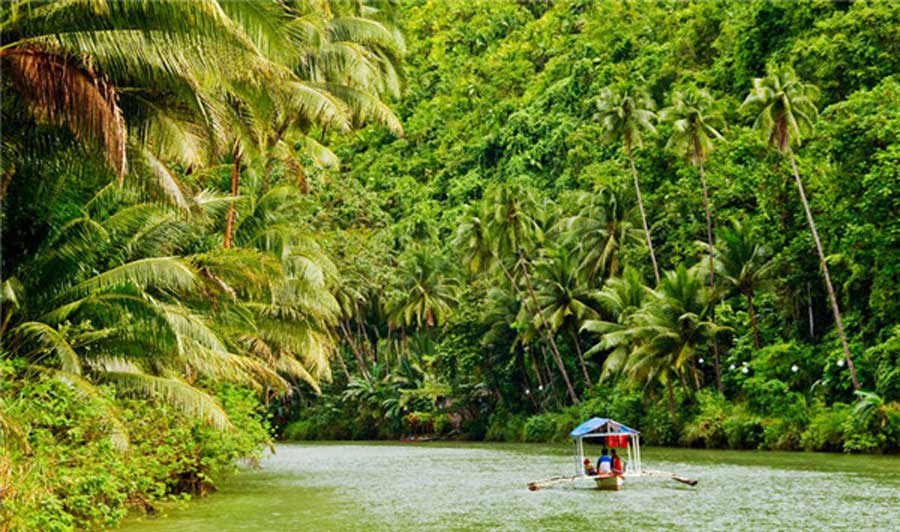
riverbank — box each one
[120,442,900,532]
[0,365,271,532]
[283,383,900,454]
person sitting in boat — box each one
[611,449,623,474]
[597,448,612,474]
[583,458,597,476]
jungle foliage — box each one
[2,1,900,530]
[287,0,900,454]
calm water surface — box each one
[120,442,900,531]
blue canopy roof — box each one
[569,417,639,438]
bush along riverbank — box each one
[0,360,271,532]
[284,386,900,453]
[283,330,900,453]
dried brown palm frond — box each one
[1,47,127,182]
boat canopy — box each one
[569,417,642,476]
[569,417,639,438]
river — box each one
[120,442,900,531]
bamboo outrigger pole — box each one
[527,470,697,491]
[642,470,699,486]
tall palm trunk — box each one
[520,254,579,404]
[627,143,660,284]
[529,347,545,390]
[698,158,723,392]
[745,290,761,350]
[665,376,676,418]
[334,348,352,381]
[496,252,578,402]
[223,145,242,248]
[788,151,860,390]
[569,324,592,387]
[340,321,370,383]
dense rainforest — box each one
[1,1,899,530]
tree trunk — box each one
[698,159,723,392]
[520,350,540,411]
[569,324,592,387]
[788,151,860,390]
[691,359,702,391]
[528,347,545,390]
[498,252,577,402]
[666,377,676,418]
[1,163,14,198]
[335,347,352,381]
[807,283,815,339]
[746,290,761,350]
[339,321,370,383]
[521,255,579,404]
[223,145,242,248]
[627,144,660,284]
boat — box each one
[528,418,697,491]
[569,417,642,491]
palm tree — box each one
[1,1,405,247]
[741,65,860,390]
[483,183,579,403]
[601,266,718,417]
[595,84,660,283]
[1,187,343,443]
[581,267,649,382]
[386,247,459,330]
[0,1,296,185]
[533,245,599,387]
[853,391,895,430]
[661,85,726,390]
[559,186,643,282]
[706,219,775,350]
[454,203,496,276]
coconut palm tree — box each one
[0,1,294,184]
[559,186,643,282]
[1,187,343,443]
[532,245,599,387]
[483,183,579,403]
[607,266,718,416]
[595,83,660,283]
[581,267,650,382]
[741,64,860,390]
[454,203,496,276]
[1,1,405,246]
[705,219,776,350]
[661,85,726,390]
[386,247,459,330]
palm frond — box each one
[102,370,231,430]
[1,48,127,181]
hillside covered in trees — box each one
[2,1,899,530]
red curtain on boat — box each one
[607,434,629,448]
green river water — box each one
[120,442,900,531]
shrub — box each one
[723,409,764,449]
[682,392,731,448]
[864,329,900,400]
[801,402,852,451]
[523,414,556,442]
[485,410,526,442]
[1,374,271,531]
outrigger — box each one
[527,417,697,491]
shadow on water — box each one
[121,442,900,532]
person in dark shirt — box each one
[597,448,612,473]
